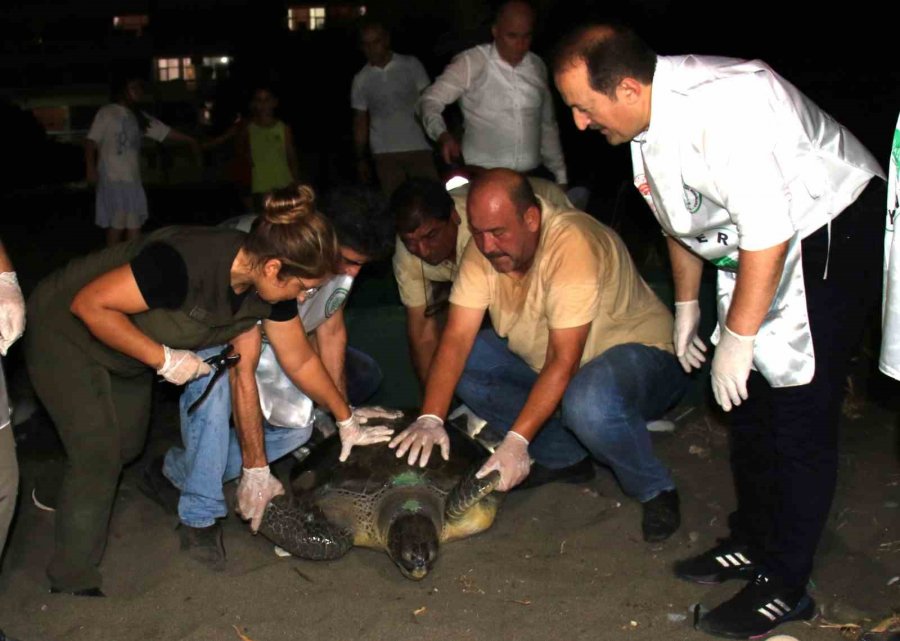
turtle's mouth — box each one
[400,565,429,581]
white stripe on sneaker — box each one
[758,601,789,622]
[735,552,751,564]
[715,555,730,567]
[757,607,777,621]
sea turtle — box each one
[258,410,503,580]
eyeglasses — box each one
[297,277,321,299]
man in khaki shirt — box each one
[391,176,572,384]
[389,169,688,542]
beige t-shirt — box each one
[450,198,674,372]
[393,178,572,308]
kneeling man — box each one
[390,168,688,541]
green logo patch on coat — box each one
[325,287,349,317]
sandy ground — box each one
[0,392,897,641]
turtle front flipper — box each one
[445,468,501,522]
[258,495,353,561]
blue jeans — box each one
[163,345,382,528]
[456,330,688,502]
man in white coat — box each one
[880,112,900,380]
[553,24,885,639]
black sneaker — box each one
[178,522,226,572]
[674,539,758,584]
[696,572,816,639]
[641,489,680,542]
[514,457,596,491]
[137,455,180,515]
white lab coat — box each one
[880,112,900,380]
[631,55,884,387]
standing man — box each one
[881,111,900,380]
[554,25,885,639]
[0,239,24,560]
[351,19,438,196]
[418,0,567,186]
[0,239,25,641]
[389,169,687,541]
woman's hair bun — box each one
[262,184,316,224]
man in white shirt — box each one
[553,24,884,640]
[417,0,567,186]
[351,20,438,196]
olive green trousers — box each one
[26,325,152,591]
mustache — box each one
[483,251,509,260]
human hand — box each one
[0,272,25,356]
[388,414,449,467]
[354,405,404,422]
[438,132,461,165]
[156,345,212,385]
[673,300,707,373]
[337,412,395,462]
[476,431,531,491]
[236,465,285,532]
[710,324,755,412]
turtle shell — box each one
[289,411,496,550]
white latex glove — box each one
[0,272,25,356]
[236,465,285,533]
[673,300,707,373]
[476,432,531,491]
[337,412,395,463]
[156,345,212,385]
[711,324,756,412]
[353,406,404,422]
[388,414,449,468]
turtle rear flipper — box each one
[444,468,501,522]
[258,495,353,561]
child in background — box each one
[85,75,198,246]
[207,86,300,210]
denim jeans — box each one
[456,330,688,502]
[163,345,382,528]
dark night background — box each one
[0,0,896,371]
[0,0,895,195]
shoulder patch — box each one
[324,287,349,317]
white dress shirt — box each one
[351,53,432,155]
[418,44,567,184]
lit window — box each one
[157,58,181,81]
[287,6,326,31]
[113,14,149,36]
[310,7,325,29]
[201,56,231,80]
[155,57,197,83]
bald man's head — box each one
[467,169,541,275]
[492,1,535,67]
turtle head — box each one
[387,513,439,580]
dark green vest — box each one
[28,226,274,377]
